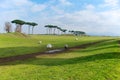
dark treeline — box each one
[69,30,86,36]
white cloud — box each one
[59,0,72,5]
[104,0,119,6]
[31,4,47,12]
[10,0,31,6]
[100,0,119,9]
[0,0,47,12]
[0,0,32,9]
[0,0,48,33]
[40,5,120,36]
[50,6,64,14]
[85,4,95,10]
[1,0,120,36]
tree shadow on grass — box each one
[80,45,119,52]
[2,52,120,66]
[0,39,119,66]
[0,46,46,58]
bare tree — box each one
[5,22,12,33]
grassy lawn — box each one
[0,35,120,80]
[0,33,114,58]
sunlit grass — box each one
[0,33,113,57]
[0,38,120,80]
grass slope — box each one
[0,33,113,58]
[0,38,120,80]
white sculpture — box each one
[47,44,52,49]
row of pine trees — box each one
[44,25,86,36]
[5,19,86,36]
[44,25,67,35]
[5,19,38,34]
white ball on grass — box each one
[75,38,78,41]
[64,44,68,49]
[47,44,52,49]
[38,41,42,44]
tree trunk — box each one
[54,28,56,35]
[32,26,34,34]
[57,29,59,35]
[50,28,52,35]
[28,26,30,34]
[48,28,49,35]
[19,25,22,33]
[46,28,48,35]
[15,24,22,33]
[15,24,20,32]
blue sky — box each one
[0,0,120,36]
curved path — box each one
[0,39,115,64]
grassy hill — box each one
[0,33,113,58]
[0,33,119,80]
[0,37,119,80]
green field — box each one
[0,33,113,58]
[0,33,120,80]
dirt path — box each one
[0,39,115,64]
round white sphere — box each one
[75,38,78,40]
[38,41,42,44]
[47,44,52,48]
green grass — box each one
[0,33,113,58]
[0,35,120,80]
